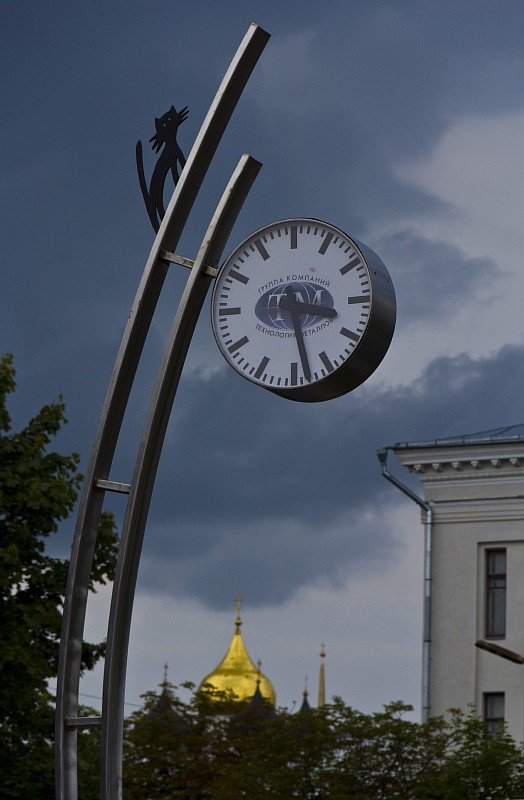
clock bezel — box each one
[211,217,396,402]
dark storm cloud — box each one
[376,230,497,324]
[135,342,524,607]
[246,0,524,231]
[2,2,524,606]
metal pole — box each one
[55,23,270,800]
[377,448,433,722]
[101,153,261,799]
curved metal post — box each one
[101,153,262,800]
[55,24,269,800]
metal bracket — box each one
[94,479,131,495]
[65,716,102,729]
[160,249,218,278]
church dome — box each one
[198,600,276,706]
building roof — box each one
[393,424,524,451]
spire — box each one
[198,599,276,705]
[235,595,243,631]
[318,643,326,708]
[299,674,311,712]
[153,662,173,715]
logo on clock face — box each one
[255,281,335,331]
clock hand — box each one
[284,285,312,382]
[280,299,337,319]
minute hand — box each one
[284,285,312,382]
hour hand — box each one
[278,297,337,319]
[294,301,337,319]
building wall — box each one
[395,441,524,741]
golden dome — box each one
[198,599,276,706]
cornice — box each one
[394,444,524,484]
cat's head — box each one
[150,105,189,152]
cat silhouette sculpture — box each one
[136,104,189,232]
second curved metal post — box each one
[101,153,262,800]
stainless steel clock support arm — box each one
[377,447,433,723]
[55,23,269,800]
[100,153,261,800]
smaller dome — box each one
[198,600,276,706]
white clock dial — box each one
[211,218,395,402]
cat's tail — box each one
[136,140,159,233]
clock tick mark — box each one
[319,351,334,373]
[228,336,249,354]
[340,327,360,342]
[340,257,360,275]
[254,239,270,260]
[228,269,249,284]
[290,226,297,249]
[219,307,241,316]
[254,356,270,379]
[318,232,333,255]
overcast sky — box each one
[3,1,524,714]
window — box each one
[483,692,505,733]
[485,549,506,638]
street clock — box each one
[211,218,396,402]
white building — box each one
[381,425,524,740]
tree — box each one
[0,354,118,799]
[124,680,221,799]
[122,684,524,800]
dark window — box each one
[483,692,505,733]
[485,549,506,638]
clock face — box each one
[211,218,396,402]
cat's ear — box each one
[170,105,176,113]
[155,117,160,124]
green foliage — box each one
[0,354,118,798]
[122,689,524,800]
